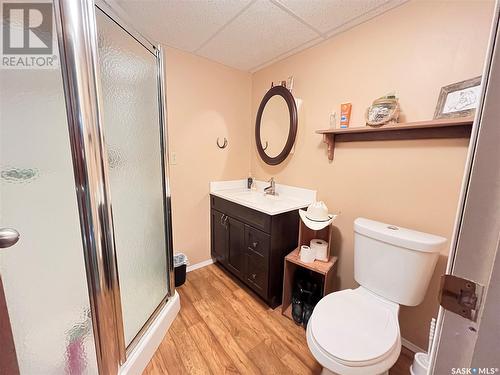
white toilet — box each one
[307,218,446,375]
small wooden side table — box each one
[281,249,337,320]
[281,220,338,321]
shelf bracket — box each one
[323,134,335,161]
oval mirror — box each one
[255,85,297,165]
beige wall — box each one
[250,0,494,349]
[164,47,252,265]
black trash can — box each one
[173,253,188,287]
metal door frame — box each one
[429,2,500,372]
[54,0,174,373]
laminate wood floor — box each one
[143,264,414,375]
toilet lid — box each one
[310,289,399,366]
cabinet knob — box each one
[252,241,258,248]
[251,273,256,280]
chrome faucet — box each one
[264,177,277,196]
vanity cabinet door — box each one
[227,217,246,278]
[211,210,227,264]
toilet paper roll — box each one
[310,239,329,262]
[300,245,315,263]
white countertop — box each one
[210,179,316,215]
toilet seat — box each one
[307,287,401,375]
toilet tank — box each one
[354,218,446,306]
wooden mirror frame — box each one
[255,85,298,165]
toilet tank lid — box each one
[354,218,446,253]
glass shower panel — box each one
[0,37,98,375]
[96,9,168,346]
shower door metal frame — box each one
[54,0,174,373]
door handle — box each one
[0,228,20,248]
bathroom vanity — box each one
[210,180,315,307]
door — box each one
[51,1,174,371]
[0,16,98,375]
[430,6,500,372]
[95,7,170,349]
[227,217,245,277]
[211,210,227,263]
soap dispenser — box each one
[247,173,254,189]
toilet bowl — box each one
[306,218,446,375]
[306,287,401,375]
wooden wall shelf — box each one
[316,117,474,160]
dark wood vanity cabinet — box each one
[210,195,301,308]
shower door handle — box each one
[0,228,20,248]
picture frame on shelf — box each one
[434,76,482,119]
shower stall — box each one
[0,1,178,374]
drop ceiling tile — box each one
[250,36,323,72]
[276,0,403,35]
[197,0,319,71]
[115,0,252,51]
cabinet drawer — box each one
[246,248,268,298]
[211,195,271,233]
[245,225,270,257]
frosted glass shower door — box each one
[0,43,97,374]
[96,9,169,346]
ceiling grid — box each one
[115,0,408,72]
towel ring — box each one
[216,137,228,149]
[262,141,268,151]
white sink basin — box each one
[232,191,280,203]
[210,180,316,215]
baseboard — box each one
[402,337,426,354]
[187,258,215,272]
